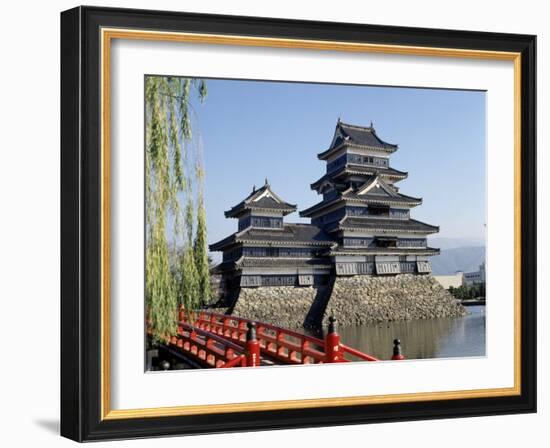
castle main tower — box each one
[300,120,440,276]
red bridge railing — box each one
[179,310,381,365]
[166,322,248,368]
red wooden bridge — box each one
[159,310,405,369]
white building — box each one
[434,271,464,289]
[463,262,486,285]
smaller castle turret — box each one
[210,181,334,292]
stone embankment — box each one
[231,285,322,328]
[228,274,466,328]
[323,274,466,326]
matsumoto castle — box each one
[210,120,440,293]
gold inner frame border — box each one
[100,27,522,420]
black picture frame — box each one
[61,5,536,442]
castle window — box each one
[347,206,370,217]
[326,154,346,172]
[368,205,390,216]
[346,154,388,167]
[397,238,426,248]
[250,216,283,228]
[375,237,397,248]
[390,208,409,219]
[343,237,373,247]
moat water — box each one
[151,306,486,370]
[306,305,486,361]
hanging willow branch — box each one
[145,76,209,343]
[194,144,212,303]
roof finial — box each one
[252,184,256,192]
[265,177,269,186]
[337,116,341,123]
[370,120,373,128]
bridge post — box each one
[325,316,341,363]
[245,322,261,367]
[391,338,405,360]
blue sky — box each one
[182,78,486,257]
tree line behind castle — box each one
[449,283,486,302]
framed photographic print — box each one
[60,6,537,442]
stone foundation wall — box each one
[229,274,466,328]
[324,274,466,325]
[232,285,323,328]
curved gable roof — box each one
[318,120,398,159]
[224,181,297,218]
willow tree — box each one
[145,76,208,342]
[194,165,212,302]
[179,198,200,311]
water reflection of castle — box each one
[211,120,440,294]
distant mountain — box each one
[431,246,486,275]
[429,237,485,251]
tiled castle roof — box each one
[212,256,332,274]
[325,216,439,234]
[327,246,440,256]
[209,223,335,251]
[302,175,422,217]
[224,181,297,218]
[311,164,408,191]
[318,120,398,159]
